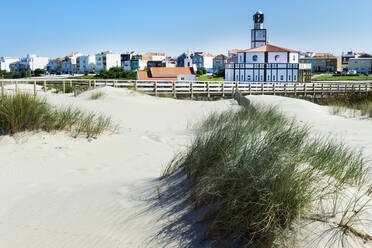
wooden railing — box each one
[0,79,371,99]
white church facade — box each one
[225,11,301,83]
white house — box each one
[77,55,96,73]
[147,52,166,61]
[95,51,121,72]
[0,57,19,72]
[225,11,300,82]
[14,54,49,72]
[62,52,83,74]
[192,53,215,73]
[225,44,299,82]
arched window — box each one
[275,55,280,62]
[252,55,258,62]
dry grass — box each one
[90,91,106,100]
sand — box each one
[0,86,371,247]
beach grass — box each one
[328,92,372,118]
[90,91,106,100]
[0,93,115,138]
[162,103,370,246]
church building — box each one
[225,11,301,82]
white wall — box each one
[245,52,265,63]
[289,52,299,63]
[267,52,288,63]
[177,74,195,81]
[0,57,19,72]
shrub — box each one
[162,104,369,246]
[0,93,115,138]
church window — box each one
[293,55,296,61]
[280,75,284,81]
[260,75,263,81]
[294,75,297,81]
[252,55,258,62]
[289,75,291,80]
[248,75,251,80]
[255,75,258,81]
[275,55,280,62]
[273,75,276,81]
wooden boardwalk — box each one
[1,79,371,99]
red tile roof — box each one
[148,52,165,56]
[66,52,80,58]
[242,44,298,53]
[137,67,195,81]
[228,49,244,55]
[313,53,335,58]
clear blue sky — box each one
[1,0,371,58]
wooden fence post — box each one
[1,81,4,97]
[313,83,315,98]
[33,80,37,96]
[93,80,96,88]
[304,83,307,97]
[249,83,252,95]
[284,83,287,96]
[154,81,157,96]
[190,82,193,99]
[273,83,276,95]
[70,80,73,87]
[321,83,324,101]
[172,82,176,97]
[261,83,264,95]
[207,82,210,98]
[294,83,297,96]
[15,81,18,94]
[134,80,138,91]
[63,80,66,93]
[359,84,361,94]
[221,82,225,97]
[43,80,47,93]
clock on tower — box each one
[251,11,267,48]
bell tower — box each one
[251,11,267,48]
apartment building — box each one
[77,55,96,73]
[299,53,342,73]
[95,51,121,72]
[213,55,228,73]
[11,54,49,72]
[348,58,372,74]
[0,57,19,72]
[192,53,215,73]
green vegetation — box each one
[196,67,207,76]
[328,92,372,118]
[314,74,372,81]
[44,84,76,94]
[33,68,46,77]
[69,67,137,80]
[0,93,115,138]
[196,75,224,81]
[0,69,32,79]
[162,104,370,247]
[90,91,105,100]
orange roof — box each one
[228,49,244,55]
[137,67,195,81]
[148,52,165,56]
[198,53,215,57]
[242,44,298,53]
[10,61,19,65]
[313,53,335,58]
[66,52,80,58]
[151,67,194,77]
[137,71,178,81]
[58,58,65,61]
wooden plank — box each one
[1,81,4,97]
[33,80,37,96]
[63,80,66,93]
[44,80,47,93]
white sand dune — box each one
[0,87,371,247]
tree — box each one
[196,67,207,76]
[34,68,46,77]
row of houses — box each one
[0,51,230,75]
[298,51,372,73]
